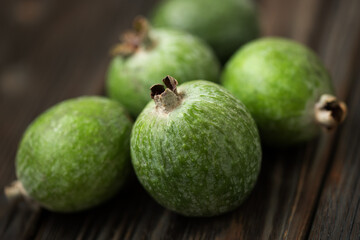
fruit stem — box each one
[314,94,347,130]
[150,76,182,113]
[4,180,28,200]
[5,180,40,210]
[111,16,154,57]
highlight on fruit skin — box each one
[106,16,220,117]
[131,76,262,217]
[5,96,133,212]
[151,0,260,62]
[221,37,347,146]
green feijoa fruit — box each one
[11,96,132,212]
[131,76,262,216]
[221,37,347,146]
[151,0,259,62]
[106,17,220,117]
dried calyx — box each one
[315,94,347,130]
[111,16,154,57]
[150,76,182,113]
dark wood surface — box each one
[1,0,359,239]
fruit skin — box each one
[131,80,261,216]
[106,28,220,117]
[16,96,132,212]
[151,0,259,61]
[221,38,334,145]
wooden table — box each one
[1,0,359,239]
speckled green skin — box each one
[16,97,132,212]
[106,28,220,117]
[131,81,261,216]
[222,38,334,145]
[151,0,259,61]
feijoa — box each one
[221,38,347,146]
[151,0,260,61]
[130,76,262,216]
[106,17,220,117]
[9,96,132,212]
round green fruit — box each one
[221,37,347,146]
[131,76,262,216]
[14,96,132,212]
[106,17,220,117]
[151,0,259,61]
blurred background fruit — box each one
[106,18,220,117]
[151,0,260,62]
[222,38,346,146]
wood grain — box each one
[309,51,360,239]
[309,24,360,239]
[1,0,359,239]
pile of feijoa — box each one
[5,0,347,217]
